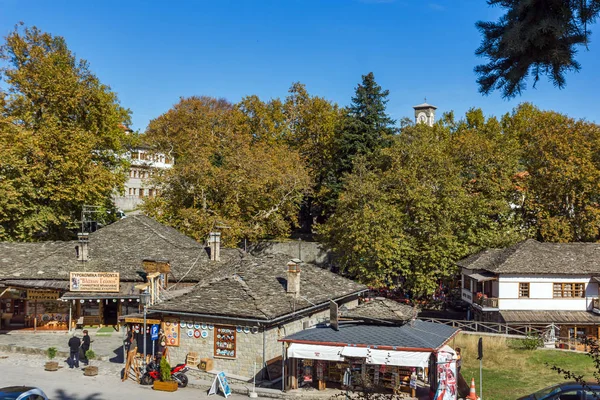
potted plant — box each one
[44,347,58,371]
[83,349,98,376]
[153,356,178,392]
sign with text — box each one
[69,272,120,292]
[26,289,60,300]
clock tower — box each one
[413,100,437,127]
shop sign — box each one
[70,272,120,292]
[142,260,170,274]
[214,326,236,358]
[162,317,180,347]
[26,289,60,300]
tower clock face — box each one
[418,112,427,123]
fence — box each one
[419,317,551,337]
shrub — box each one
[519,334,543,350]
[160,356,172,382]
[85,349,96,363]
[46,347,57,360]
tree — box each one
[142,96,311,246]
[0,24,131,240]
[504,103,600,242]
[475,0,600,98]
[320,109,524,294]
[324,72,396,216]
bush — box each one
[85,349,96,363]
[511,334,542,350]
[160,356,172,382]
[46,347,57,360]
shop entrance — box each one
[103,301,119,325]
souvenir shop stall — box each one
[280,320,460,398]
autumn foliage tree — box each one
[504,104,600,242]
[0,24,131,240]
[320,109,525,294]
[142,96,311,246]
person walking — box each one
[81,330,92,365]
[68,334,81,369]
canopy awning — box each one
[298,345,431,368]
[368,349,431,368]
[287,343,344,361]
[467,271,497,282]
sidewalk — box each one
[0,330,427,399]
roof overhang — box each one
[467,271,497,282]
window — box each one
[148,189,154,198]
[128,188,132,195]
[553,283,585,298]
[519,283,530,298]
[139,189,144,198]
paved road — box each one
[0,351,251,400]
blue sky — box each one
[1,0,598,131]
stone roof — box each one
[341,298,416,323]
[150,253,367,321]
[457,239,600,275]
[500,310,600,325]
[0,215,241,282]
[282,320,459,350]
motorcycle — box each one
[140,360,189,388]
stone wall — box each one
[163,309,333,380]
[248,241,333,266]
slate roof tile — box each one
[457,239,600,275]
[282,320,458,350]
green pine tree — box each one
[323,72,396,215]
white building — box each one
[458,239,600,347]
[113,127,173,211]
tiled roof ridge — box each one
[492,238,540,273]
[231,273,271,319]
[132,215,196,249]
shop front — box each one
[61,272,144,329]
[287,343,431,396]
[0,281,70,331]
[280,320,460,398]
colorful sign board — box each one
[214,326,236,358]
[162,318,180,347]
[69,272,120,292]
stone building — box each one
[148,256,366,380]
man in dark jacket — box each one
[81,330,92,365]
[68,334,81,368]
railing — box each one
[419,317,551,337]
[474,297,499,309]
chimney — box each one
[286,259,302,297]
[208,232,221,261]
[76,232,89,262]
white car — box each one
[0,386,49,400]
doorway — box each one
[103,301,119,325]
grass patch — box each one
[96,326,115,333]
[454,334,596,400]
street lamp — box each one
[140,291,151,365]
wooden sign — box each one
[214,326,236,358]
[162,318,180,347]
[26,289,59,300]
[70,272,120,292]
[142,260,170,274]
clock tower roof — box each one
[413,102,437,110]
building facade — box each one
[459,239,600,348]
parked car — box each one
[0,386,49,400]
[517,382,600,400]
